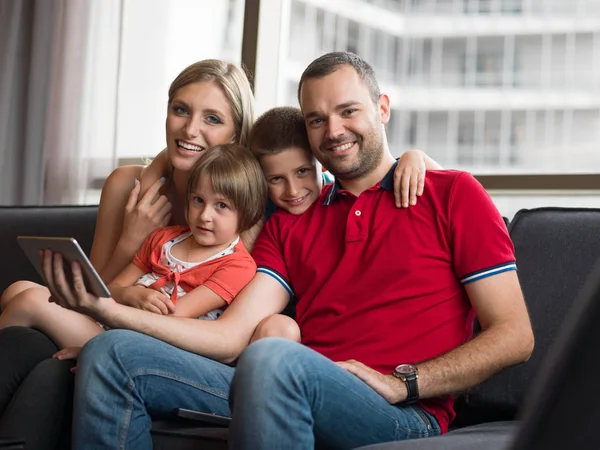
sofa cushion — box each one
[355,422,515,449]
[0,206,98,297]
[453,207,600,427]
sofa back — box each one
[454,207,600,427]
[0,206,98,296]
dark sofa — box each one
[1,205,600,449]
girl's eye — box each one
[206,115,223,125]
[216,202,228,210]
[269,176,283,184]
[297,168,310,175]
[192,197,203,204]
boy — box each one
[247,106,441,342]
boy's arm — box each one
[393,150,443,209]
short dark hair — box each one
[248,106,311,159]
[187,144,267,232]
[297,52,381,105]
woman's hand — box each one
[393,150,427,208]
[121,177,172,250]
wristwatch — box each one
[392,364,419,404]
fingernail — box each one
[134,179,138,186]
[160,177,166,183]
[403,202,408,208]
[410,199,416,205]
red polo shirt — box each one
[252,165,516,433]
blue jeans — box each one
[229,338,440,449]
[72,330,234,449]
[74,332,439,449]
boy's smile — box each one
[260,146,324,216]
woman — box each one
[0,59,256,450]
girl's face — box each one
[166,81,236,173]
[186,176,240,251]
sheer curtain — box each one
[0,0,122,205]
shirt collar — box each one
[322,162,397,206]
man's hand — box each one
[41,250,115,317]
[119,285,175,315]
[394,150,426,208]
[336,360,407,404]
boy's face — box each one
[260,147,323,215]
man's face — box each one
[299,66,390,181]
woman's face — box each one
[166,81,236,172]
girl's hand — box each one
[54,346,82,373]
[121,286,175,315]
[121,178,172,249]
[53,346,82,360]
[393,150,427,208]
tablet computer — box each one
[17,236,111,298]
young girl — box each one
[0,144,267,360]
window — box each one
[256,0,600,216]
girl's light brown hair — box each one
[187,144,267,232]
[168,59,255,146]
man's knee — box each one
[236,337,308,381]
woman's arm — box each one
[240,218,265,253]
[90,166,171,284]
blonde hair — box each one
[168,59,255,146]
[187,144,267,232]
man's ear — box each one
[377,94,391,125]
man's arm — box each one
[45,252,290,364]
[414,270,533,399]
[338,270,534,403]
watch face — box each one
[395,364,417,375]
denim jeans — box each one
[229,338,440,449]
[73,330,234,449]
[74,332,439,449]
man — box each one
[46,52,533,449]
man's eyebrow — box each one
[304,101,361,120]
[336,101,361,110]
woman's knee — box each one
[1,281,45,310]
[251,314,301,343]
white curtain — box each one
[0,0,123,205]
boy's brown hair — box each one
[187,144,267,232]
[248,106,311,159]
